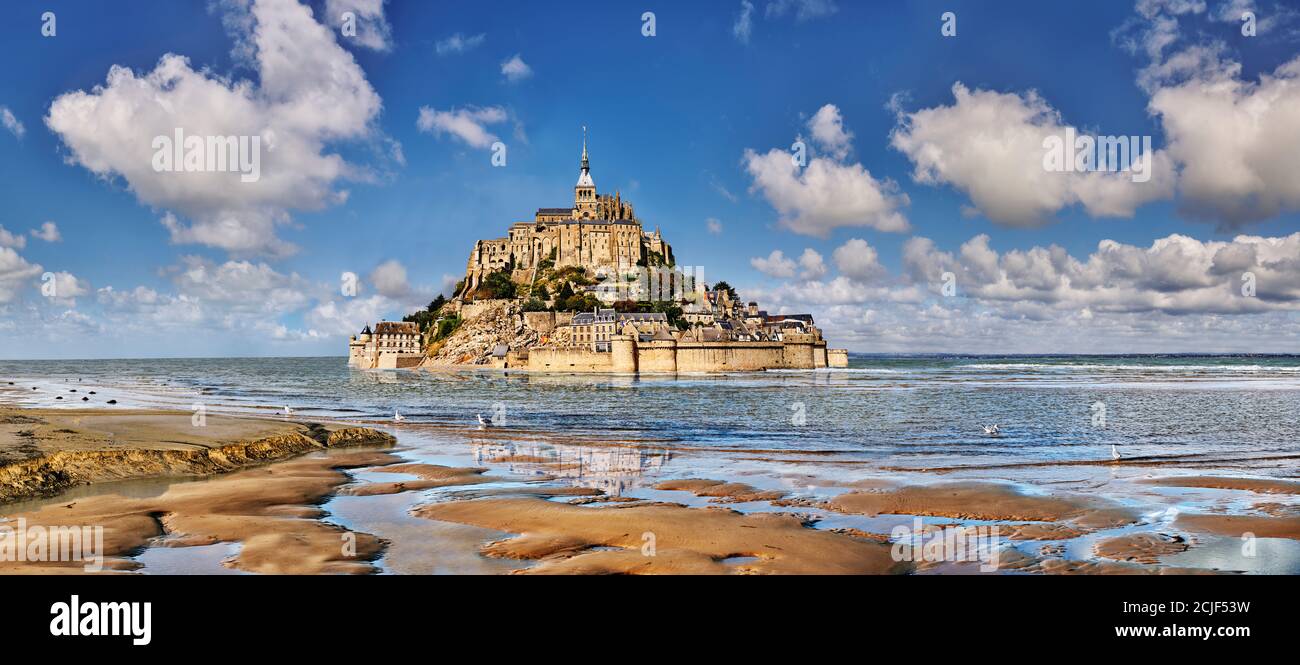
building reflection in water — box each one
[472,440,672,496]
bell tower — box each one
[574,126,597,218]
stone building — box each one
[459,130,674,296]
[348,321,424,369]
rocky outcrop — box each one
[0,422,395,503]
[424,300,541,366]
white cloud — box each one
[744,104,909,237]
[807,104,853,160]
[750,250,797,278]
[890,83,1175,227]
[435,32,485,55]
[1147,53,1300,226]
[306,294,401,336]
[706,217,724,235]
[500,54,533,83]
[0,247,42,303]
[0,226,26,250]
[369,259,410,298]
[797,248,827,280]
[45,271,90,305]
[168,255,312,315]
[832,238,885,283]
[733,1,754,43]
[1107,1,1300,228]
[1,106,23,140]
[901,232,1300,314]
[743,148,910,237]
[416,105,507,148]
[30,222,61,243]
[324,0,392,51]
[45,0,385,258]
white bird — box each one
[282,405,293,416]
[393,410,405,422]
[982,424,1000,435]
[476,413,492,427]
[1111,444,1121,461]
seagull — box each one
[1111,444,1121,461]
[476,413,492,427]
[982,424,1000,436]
[282,405,293,416]
[393,410,405,422]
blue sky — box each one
[2,0,1300,358]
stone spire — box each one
[581,125,589,171]
[576,125,595,189]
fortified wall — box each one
[527,334,834,373]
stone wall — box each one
[828,349,849,368]
[527,338,831,373]
[528,347,615,371]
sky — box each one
[2,0,1300,358]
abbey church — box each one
[457,131,673,296]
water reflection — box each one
[471,441,671,495]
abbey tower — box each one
[457,130,674,297]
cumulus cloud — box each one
[45,0,385,258]
[1,106,23,139]
[324,0,392,51]
[369,259,410,298]
[832,238,886,283]
[751,250,797,278]
[0,247,42,303]
[797,248,827,280]
[807,104,853,160]
[890,83,1175,227]
[901,232,1300,314]
[744,104,909,237]
[416,105,507,148]
[30,222,61,243]
[743,229,1300,353]
[1146,51,1300,226]
[0,226,26,250]
[168,254,312,315]
[44,271,90,305]
[306,294,398,336]
[435,32,486,55]
[733,1,754,43]
[1108,1,1300,227]
[706,217,723,235]
[500,54,533,82]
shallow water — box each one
[2,354,1298,574]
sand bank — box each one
[0,407,395,502]
[825,481,1138,529]
[1139,475,1300,495]
[2,449,402,574]
[416,497,908,574]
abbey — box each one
[457,130,673,296]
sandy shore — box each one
[0,406,399,573]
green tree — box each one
[713,280,738,300]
